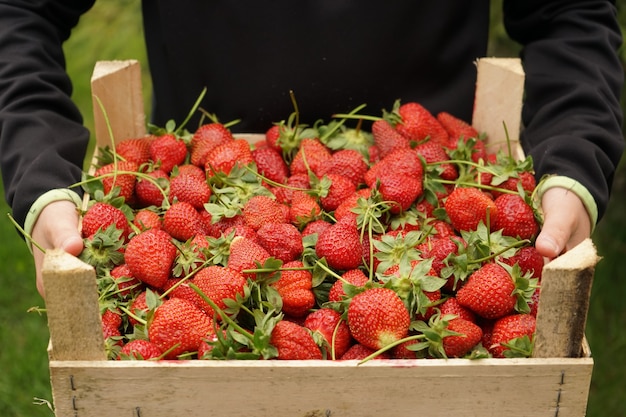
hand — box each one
[31,200,84,298]
[534,187,592,260]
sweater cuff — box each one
[24,188,83,254]
[534,175,598,233]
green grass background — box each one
[1,1,625,416]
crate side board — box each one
[49,358,593,417]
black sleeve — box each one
[503,0,624,221]
[0,0,95,229]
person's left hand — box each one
[534,186,592,260]
[31,200,84,298]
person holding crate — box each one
[0,1,623,297]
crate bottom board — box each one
[50,357,593,417]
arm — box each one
[503,0,625,257]
[0,0,95,294]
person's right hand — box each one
[31,200,84,298]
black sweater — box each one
[0,0,623,230]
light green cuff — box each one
[534,175,598,233]
[24,188,83,254]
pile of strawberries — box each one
[80,99,542,362]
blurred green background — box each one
[1,1,625,416]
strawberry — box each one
[489,313,536,358]
[304,308,352,359]
[328,269,369,302]
[288,190,321,227]
[168,171,211,209]
[414,140,458,181]
[175,164,206,182]
[439,296,476,323]
[116,136,154,165]
[272,261,315,318]
[117,339,163,360]
[456,262,517,320]
[110,263,143,299]
[190,123,234,167]
[317,149,369,186]
[256,222,303,263]
[101,308,122,340]
[270,319,323,360]
[135,168,169,208]
[252,145,289,184]
[227,235,271,279]
[289,138,332,177]
[133,209,162,232]
[371,119,411,159]
[392,101,449,145]
[125,229,177,289]
[148,297,214,359]
[492,171,537,198]
[162,201,208,242]
[192,266,248,319]
[365,148,423,188]
[204,138,254,176]
[444,187,498,232]
[334,188,371,224]
[501,246,544,280]
[316,221,364,271]
[377,170,423,214]
[242,195,288,230]
[164,278,206,309]
[149,133,187,173]
[82,201,131,241]
[442,317,483,358]
[128,290,150,326]
[301,219,332,237]
[319,173,357,212]
[347,287,411,350]
[340,343,391,360]
[94,160,139,203]
[492,193,539,240]
[436,111,479,145]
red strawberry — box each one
[304,308,352,359]
[116,136,154,165]
[347,287,411,350]
[110,263,143,299]
[489,313,536,358]
[117,339,163,360]
[444,187,498,232]
[365,148,423,188]
[436,111,479,146]
[242,195,288,231]
[128,290,150,326]
[133,209,162,232]
[492,171,537,198]
[501,246,544,280]
[82,201,131,241]
[101,308,122,340]
[442,317,483,358]
[334,188,371,223]
[301,219,333,237]
[340,343,391,360]
[162,201,208,242]
[125,229,177,289]
[252,145,289,184]
[149,133,187,173]
[439,296,476,323]
[192,266,248,319]
[164,278,206,309]
[456,262,516,320]
[288,190,321,227]
[168,172,211,209]
[316,222,364,271]
[227,235,271,279]
[204,138,254,176]
[317,149,369,186]
[371,119,411,159]
[328,269,369,302]
[272,260,315,318]
[256,222,303,263]
[377,170,423,214]
[175,164,206,181]
[492,193,539,240]
[94,160,139,203]
[393,101,449,145]
[414,140,458,181]
[148,297,214,359]
[270,319,323,360]
[289,138,332,177]
[320,173,357,212]
[135,168,169,208]
[190,123,234,167]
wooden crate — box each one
[43,59,598,417]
